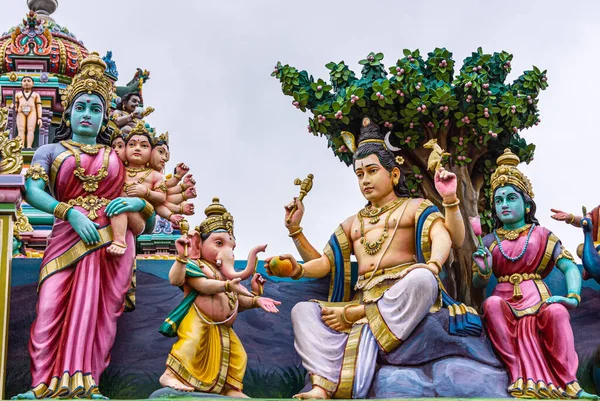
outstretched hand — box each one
[434,167,457,200]
[257,297,281,313]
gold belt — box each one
[67,195,111,220]
[358,262,414,281]
[497,273,541,300]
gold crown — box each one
[490,148,534,198]
[154,131,169,146]
[61,52,113,110]
[123,120,151,142]
[198,197,234,237]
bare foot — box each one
[159,369,194,392]
[106,241,127,256]
[293,387,330,399]
[223,388,249,398]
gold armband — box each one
[556,247,575,263]
[567,293,581,304]
[25,163,49,184]
[154,181,168,193]
[291,264,305,280]
[53,202,72,221]
[341,304,353,326]
[288,227,303,237]
[442,198,460,208]
[139,200,155,220]
[175,256,188,265]
[427,259,443,273]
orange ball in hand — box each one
[268,257,294,277]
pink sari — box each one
[483,226,581,399]
[28,146,136,398]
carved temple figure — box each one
[110,92,153,132]
[106,121,168,256]
[149,132,197,225]
[472,149,596,399]
[110,131,126,163]
[15,76,42,148]
[550,205,600,282]
[13,52,155,399]
[158,198,280,396]
[265,117,476,399]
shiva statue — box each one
[265,117,477,399]
[472,149,596,399]
[158,199,280,396]
[13,52,155,399]
[14,76,42,148]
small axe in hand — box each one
[286,174,314,224]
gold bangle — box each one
[224,280,230,293]
[145,188,151,199]
[182,192,188,201]
[288,227,303,237]
[567,293,581,304]
[427,259,443,273]
[179,182,186,192]
[53,202,73,220]
[139,200,155,220]
[442,199,460,208]
[341,304,353,326]
[176,256,188,265]
[252,296,260,308]
[291,264,305,280]
[567,214,575,224]
[174,173,183,180]
[179,203,185,214]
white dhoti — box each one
[291,268,439,399]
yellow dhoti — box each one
[166,305,247,394]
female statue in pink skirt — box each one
[472,149,596,399]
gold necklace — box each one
[66,139,103,155]
[495,224,532,241]
[62,141,109,193]
[126,166,151,178]
[359,197,406,224]
[359,198,406,255]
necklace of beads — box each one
[62,141,109,193]
[126,166,151,178]
[493,223,536,262]
[359,198,406,255]
[359,197,405,224]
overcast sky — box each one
[2,0,598,261]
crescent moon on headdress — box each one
[384,131,402,152]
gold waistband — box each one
[358,262,414,280]
[67,195,111,221]
[497,272,541,284]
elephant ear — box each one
[188,230,202,260]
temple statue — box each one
[13,52,155,400]
[472,149,595,399]
[265,117,477,399]
[14,76,42,148]
[158,199,280,396]
[110,92,153,132]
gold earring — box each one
[101,125,106,132]
[124,160,128,166]
[145,162,150,167]
[526,207,531,213]
[393,177,399,186]
[66,120,70,127]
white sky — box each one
[2,0,598,261]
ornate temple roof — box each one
[0,1,89,77]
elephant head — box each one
[195,197,267,281]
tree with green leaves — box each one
[272,47,548,305]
